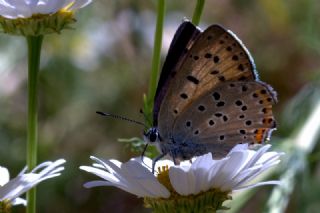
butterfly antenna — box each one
[96,111,147,128]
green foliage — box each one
[279,85,320,137]
[118,137,158,158]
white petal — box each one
[68,0,92,11]
[0,0,12,7]
[0,0,90,18]
[0,159,65,202]
[81,156,170,198]
[83,180,114,188]
[210,151,249,190]
[119,160,169,197]
[226,150,252,178]
[0,174,36,201]
[25,0,39,13]
[4,0,32,18]
[234,159,281,188]
[256,151,285,165]
[190,153,214,193]
[228,156,282,190]
[242,145,272,170]
[0,3,19,18]
[97,158,133,186]
[88,158,131,190]
[207,158,228,179]
[16,167,28,177]
[80,166,120,184]
[0,1,12,12]
[234,180,281,191]
[0,166,9,186]
[221,165,263,191]
[33,159,66,175]
[31,161,52,172]
[191,153,213,170]
[229,143,249,152]
[88,157,121,176]
[169,165,197,195]
[11,197,26,206]
[34,0,66,14]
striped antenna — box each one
[96,111,146,128]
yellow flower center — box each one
[0,200,12,213]
[156,165,177,196]
[144,164,231,213]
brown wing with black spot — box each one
[158,25,260,139]
[172,81,277,158]
[153,21,200,126]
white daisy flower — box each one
[0,0,92,36]
[0,159,66,208]
[80,156,170,198]
[80,144,283,212]
[0,0,92,19]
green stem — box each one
[26,35,43,213]
[192,0,205,25]
[144,0,166,126]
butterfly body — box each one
[144,21,277,169]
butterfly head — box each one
[143,127,161,144]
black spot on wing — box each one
[186,75,200,84]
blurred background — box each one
[0,0,320,212]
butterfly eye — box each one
[144,128,160,144]
[149,132,158,142]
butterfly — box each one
[143,20,277,171]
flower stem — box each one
[192,0,205,25]
[26,35,43,213]
[144,0,166,127]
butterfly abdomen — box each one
[160,137,208,160]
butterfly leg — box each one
[172,156,182,165]
[140,144,149,168]
[140,144,148,161]
[173,157,178,165]
[152,153,166,174]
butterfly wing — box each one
[172,81,277,159]
[153,21,200,126]
[158,25,259,139]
